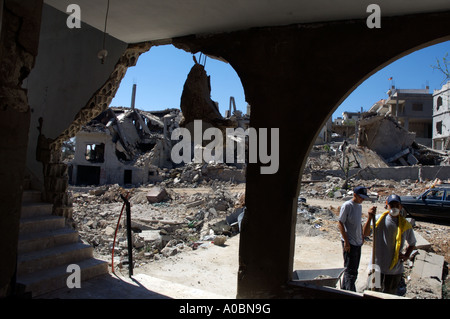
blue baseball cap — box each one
[353,186,369,199]
[387,194,401,204]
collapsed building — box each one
[70,61,251,187]
[70,106,181,186]
[357,112,448,167]
[432,80,450,151]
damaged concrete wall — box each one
[180,62,238,134]
[0,0,43,297]
[179,62,250,166]
[432,80,450,150]
[358,113,416,160]
[25,3,129,190]
[311,165,450,182]
[71,107,180,186]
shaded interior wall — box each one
[25,3,129,191]
[0,0,43,297]
[173,11,450,298]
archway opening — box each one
[293,40,450,296]
[68,44,248,298]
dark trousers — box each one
[341,242,361,292]
[380,273,403,295]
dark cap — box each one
[353,186,369,199]
[387,194,401,204]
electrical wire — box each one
[102,0,110,50]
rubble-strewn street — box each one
[69,158,449,299]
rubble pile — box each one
[156,162,246,187]
[70,180,244,270]
[296,199,340,238]
[67,143,448,298]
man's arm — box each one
[400,229,417,262]
[399,245,416,262]
[363,206,377,237]
[338,221,350,252]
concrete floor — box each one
[38,272,230,299]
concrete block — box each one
[138,230,162,244]
[412,249,444,280]
[146,186,168,203]
[413,233,431,251]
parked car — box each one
[400,185,450,221]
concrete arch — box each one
[1,1,450,298]
[173,10,450,298]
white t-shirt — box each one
[339,200,363,246]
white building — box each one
[432,80,450,151]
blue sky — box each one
[111,40,450,120]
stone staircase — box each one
[16,187,108,297]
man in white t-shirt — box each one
[338,186,376,291]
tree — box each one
[431,53,449,84]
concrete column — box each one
[174,11,450,298]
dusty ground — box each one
[71,181,448,299]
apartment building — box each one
[369,86,433,146]
[432,80,450,150]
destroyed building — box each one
[432,80,450,151]
[70,106,181,186]
[70,62,251,187]
[357,112,417,163]
[368,86,433,146]
[357,112,448,167]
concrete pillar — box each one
[174,10,450,298]
[0,0,43,297]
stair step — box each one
[17,258,108,297]
[18,227,80,254]
[21,202,53,219]
[22,190,42,203]
[20,215,66,234]
[17,243,94,276]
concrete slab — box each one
[412,250,444,280]
[409,249,444,299]
[146,187,168,203]
[363,290,409,299]
[414,233,432,251]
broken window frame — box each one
[436,121,443,135]
[85,143,105,163]
[437,96,443,110]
